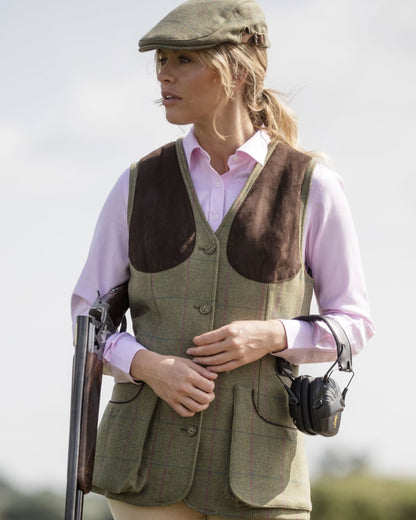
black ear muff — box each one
[309,376,326,433]
[311,377,345,437]
[288,375,315,435]
[288,376,304,433]
[300,376,314,435]
[276,315,354,437]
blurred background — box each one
[1,0,415,518]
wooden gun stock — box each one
[77,351,103,494]
[65,282,129,519]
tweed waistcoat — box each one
[93,139,315,519]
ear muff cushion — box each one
[309,377,325,433]
[289,375,316,435]
[288,376,304,432]
[300,376,314,435]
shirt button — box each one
[232,156,239,163]
[186,425,198,437]
[212,214,219,221]
[215,181,221,188]
[205,244,217,255]
[199,304,212,315]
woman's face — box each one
[157,49,225,128]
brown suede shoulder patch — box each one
[227,142,312,283]
[129,142,196,273]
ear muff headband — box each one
[297,315,353,372]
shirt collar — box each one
[182,127,271,172]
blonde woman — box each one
[71,1,374,519]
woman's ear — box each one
[232,68,248,89]
[231,69,248,101]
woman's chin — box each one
[165,114,191,126]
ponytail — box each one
[251,88,298,147]
[197,43,311,155]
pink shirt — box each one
[71,128,374,382]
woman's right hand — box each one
[130,349,217,417]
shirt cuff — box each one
[277,319,337,365]
[103,332,145,383]
[281,319,310,349]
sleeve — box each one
[278,163,375,365]
[70,168,145,383]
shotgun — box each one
[65,282,129,520]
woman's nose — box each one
[157,66,175,84]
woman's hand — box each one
[187,320,288,373]
[130,350,217,418]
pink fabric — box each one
[183,129,270,232]
[71,128,374,382]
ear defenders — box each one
[276,315,354,437]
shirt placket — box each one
[209,172,225,232]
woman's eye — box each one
[157,54,191,67]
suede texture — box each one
[228,142,312,282]
[129,143,196,273]
[128,141,313,283]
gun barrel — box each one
[65,315,94,520]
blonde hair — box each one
[155,44,324,159]
[196,43,299,148]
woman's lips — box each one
[161,92,182,106]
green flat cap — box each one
[139,0,270,52]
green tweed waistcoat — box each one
[93,139,315,519]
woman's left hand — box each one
[187,319,288,373]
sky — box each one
[1,0,415,494]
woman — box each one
[71,1,375,518]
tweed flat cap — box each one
[139,0,270,52]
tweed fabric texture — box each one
[93,140,314,519]
[139,0,270,52]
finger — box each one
[181,395,213,412]
[173,403,196,418]
[190,360,218,382]
[187,343,226,356]
[193,326,228,345]
[189,374,216,395]
[188,386,215,405]
[205,360,240,373]
[192,351,234,366]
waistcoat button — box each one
[199,304,212,315]
[205,244,217,255]
[186,425,198,437]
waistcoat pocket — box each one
[93,383,159,494]
[229,385,311,511]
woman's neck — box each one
[193,102,255,175]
